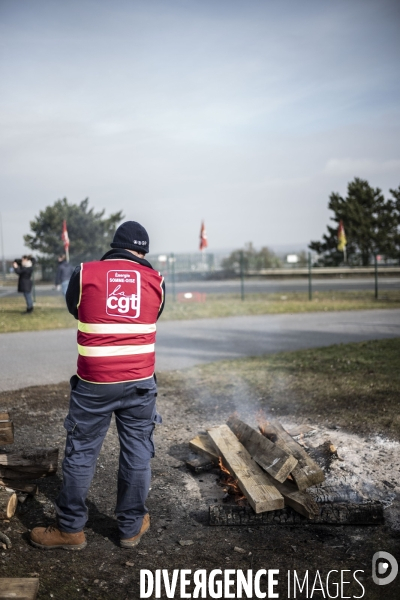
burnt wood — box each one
[258,419,325,490]
[209,502,384,526]
[227,415,298,483]
[186,457,215,473]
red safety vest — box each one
[76,259,164,383]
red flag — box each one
[61,220,70,251]
[337,220,346,252]
[199,221,208,251]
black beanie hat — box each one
[110,221,150,254]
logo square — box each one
[106,270,141,319]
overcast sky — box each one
[1,0,399,257]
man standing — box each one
[30,221,165,550]
[55,254,74,297]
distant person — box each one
[55,254,74,297]
[13,255,35,313]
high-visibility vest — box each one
[76,259,164,383]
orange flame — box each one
[256,411,279,442]
[218,457,246,503]
[256,410,269,435]
[218,456,231,475]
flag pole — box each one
[0,212,6,281]
[240,251,245,301]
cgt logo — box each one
[372,552,398,586]
[106,270,141,318]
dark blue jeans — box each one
[23,291,33,309]
[55,374,161,538]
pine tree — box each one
[24,198,124,264]
[309,178,398,266]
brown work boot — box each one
[120,513,150,548]
[30,525,87,550]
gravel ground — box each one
[0,374,399,599]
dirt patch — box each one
[0,371,399,599]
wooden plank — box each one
[207,425,284,514]
[0,578,39,600]
[227,415,298,483]
[0,448,58,480]
[0,413,10,421]
[189,434,219,463]
[258,419,325,490]
[263,474,319,519]
[0,420,14,446]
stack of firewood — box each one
[0,411,58,521]
[188,416,384,526]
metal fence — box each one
[2,252,399,303]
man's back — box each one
[76,258,164,383]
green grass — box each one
[0,295,75,332]
[162,338,400,439]
[0,289,399,333]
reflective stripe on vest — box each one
[78,343,155,357]
[78,321,157,334]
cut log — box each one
[0,479,38,494]
[209,502,384,526]
[259,419,325,490]
[0,578,39,600]
[189,434,219,463]
[0,448,58,480]
[227,415,298,483]
[207,425,284,513]
[0,487,18,519]
[0,415,14,446]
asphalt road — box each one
[170,277,400,295]
[1,277,399,298]
[0,309,399,392]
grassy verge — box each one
[0,295,75,332]
[159,337,400,440]
[0,289,399,333]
